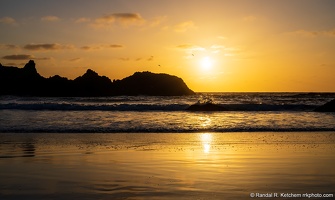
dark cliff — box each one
[0,60,45,95]
[0,60,195,96]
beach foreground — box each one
[0,132,334,199]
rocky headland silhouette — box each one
[0,60,195,96]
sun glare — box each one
[200,56,213,71]
[200,133,212,153]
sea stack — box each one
[314,99,335,112]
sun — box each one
[200,56,213,71]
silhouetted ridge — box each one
[23,60,38,75]
[0,60,45,95]
[74,69,113,96]
[113,72,194,95]
[45,75,72,96]
[0,60,195,96]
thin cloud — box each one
[176,43,239,57]
[75,17,91,23]
[290,30,320,38]
[35,57,52,60]
[109,44,123,48]
[176,44,205,59]
[213,45,239,52]
[80,46,94,50]
[41,16,60,22]
[119,57,130,61]
[2,54,51,60]
[4,63,17,66]
[289,29,335,38]
[24,43,73,51]
[217,36,227,40]
[210,45,225,49]
[149,16,167,27]
[210,45,225,54]
[174,21,196,32]
[0,44,19,50]
[324,29,335,37]
[92,13,144,28]
[2,54,34,60]
[69,58,81,62]
[0,17,17,25]
[1,43,74,51]
[79,14,167,30]
[176,44,205,51]
[210,45,239,55]
[112,13,142,21]
[176,44,193,49]
[119,56,152,62]
[80,44,124,50]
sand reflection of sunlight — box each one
[200,133,212,153]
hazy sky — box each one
[1,0,335,92]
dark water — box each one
[1,93,335,133]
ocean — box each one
[1,93,335,199]
[1,92,335,133]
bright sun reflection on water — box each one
[200,116,211,127]
[200,133,212,153]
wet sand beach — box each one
[0,132,334,199]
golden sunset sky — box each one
[1,0,335,92]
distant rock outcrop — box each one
[23,60,38,75]
[0,60,45,95]
[113,72,194,96]
[73,69,113,96]
[0,60,195,96]
[314,99,335,112]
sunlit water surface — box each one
[0,132,334,199]
[1,110,335,132]
[1,93,335,132]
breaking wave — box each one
[0,102,318,112]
